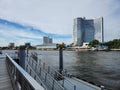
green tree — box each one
[19,45,26,50]
[103,39,120,49]
[89,40,99,47]
[2,47,8,50]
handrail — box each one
[29,52,76,90]
[6,54,44,90]
[27,58,65,90]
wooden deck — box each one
[0,55,13,90]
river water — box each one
[36,50,120,90]
[3,50,120,90]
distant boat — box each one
[97,45,109,51]
[91,47,98,51]
[92,45,109,51]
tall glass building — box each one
[73,17,104,46]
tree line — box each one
[89,39,120,49]
[103,39,120,49]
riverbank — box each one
[66,47,120,51]
[1,48,120,51]
[110,49,120,51]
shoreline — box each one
[1,48,120,51]
[65,48,120,51]
[110,49,120,51]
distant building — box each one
[43,36,53,45]
[8,43,15,49]
[73,17,104,46]
[36,44,57,50]
[35,36,56,49]
[49,38,53,44]
[25,43,31,47]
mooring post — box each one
[59,47,63,74]
[18,46,26,69]
[58,42,65,75]
[19,49,25,69]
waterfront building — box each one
[36,36,55,49]
[49,38,53,44]
[43,36,53,45]
[8,43,15,49]
[73,17,104,46]
[36,43,57,50]
[25,42,31,47]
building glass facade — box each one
[73,17,104,46]
[43,36,53,45]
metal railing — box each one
[6,54,44,90]
[25,52,76,90]
[5,51,19,59]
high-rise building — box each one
[25,42,31,47]
[8,43,15,49]
[73,17,104,46]
[49,38,53,44]
[43,36,53,45]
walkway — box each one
[0,55,13,90]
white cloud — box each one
[0,0,120,43]
[0,25,43,46]
[0,25,42,39]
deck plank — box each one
[0,55,13,90]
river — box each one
[3,50,120,90]
[36,50,120,90]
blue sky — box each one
[0,19,71,46]
[0,0,120,46]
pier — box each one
[0,55,13,90]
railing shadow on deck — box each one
[6,54,44,90]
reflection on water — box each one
[37,50,120,90]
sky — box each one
[0,0,120,46]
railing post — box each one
[34,75,36,80]
[48,66,50,73]
[36,58,40,73]
[39,59,41,66]
[35,63,37,72]
[52,79,55,90]
[45,73,47,82]
[39,67,41,76]
[30,69,32,75]
[62,79,64,87]
[32,60,33,67]
[43,63,45,69]
[74,85,76,90]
